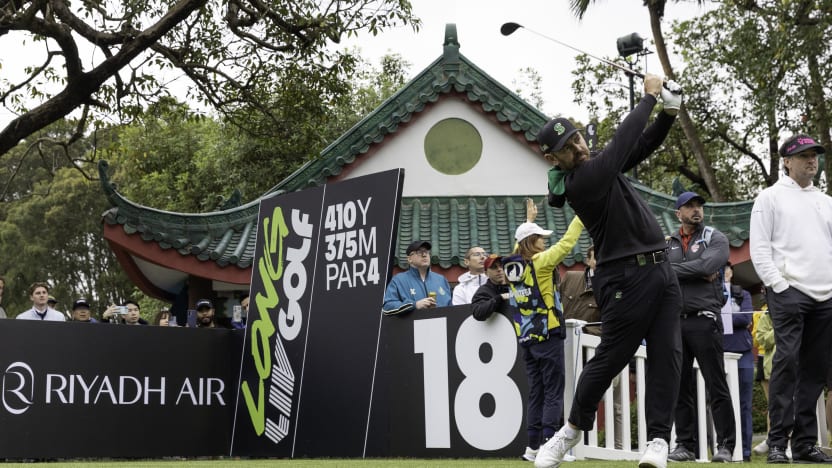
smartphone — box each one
[232,305,242,323]
[117,305,128,315]
[187,309,197,328]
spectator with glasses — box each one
[452,246,488,305]
[382,240,452,316]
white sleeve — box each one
[452,283,466,305]
[749,191,789,293]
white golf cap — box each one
[514,222,553,242]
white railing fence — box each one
[563,320,744,462]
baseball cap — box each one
[47,295,57,304]
[675,192,706,209]
[484,254,503,270]
[72,299,90,310]
[515,222,553,242]
[406,240,432,255]
[195,299,213,310]
[537,118,580,154]
[779,134,825,157]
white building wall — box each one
[344,99,551,197]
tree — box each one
[0,51,411,315]
[672,1,832,193]
[568,0,723,200]
[0,0,418,161]
[0,166,134,316]
[102,52,412,209]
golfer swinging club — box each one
[534,73,684,468]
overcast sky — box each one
[338,0,712,122]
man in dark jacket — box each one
[471,255,509,321]
[666,192,735,463]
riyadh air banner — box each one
[231,169,404,457]
[0,320,240,459]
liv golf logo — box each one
[241,205,312,444]
[3,362,34,415]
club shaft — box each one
[518,27,645,78]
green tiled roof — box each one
[101,166,753,272]
[99,160,262,269]
[391,187,753,270]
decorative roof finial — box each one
[443,24,459,63]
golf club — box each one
[500,21,644,78]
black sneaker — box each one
[667,444,695,462]
[792,445,832,464]
[712,446,732,463]
[767,446,790,464]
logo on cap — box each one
[554,122,566,135]
[786,137,817,154]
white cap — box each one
[514,222,553,242]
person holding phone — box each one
[102,300,147,325]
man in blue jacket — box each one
[382,240,451,316]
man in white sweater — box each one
[750,133,832,464]
[452,246,487,305]
[16,282,66,321]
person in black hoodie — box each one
[471,254,509,321]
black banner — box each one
[231,169,404,457]
[0,320,240,459]
[368,304,529,458]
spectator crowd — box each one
[0,277,247,329]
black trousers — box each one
[674,314,736,451]
[766,286,832,450]
[568,260,682,442]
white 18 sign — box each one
[413,314,523,450]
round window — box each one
[423,118,482,175]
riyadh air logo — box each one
[503,260,525,283]
[3,362,34,415]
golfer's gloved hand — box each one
[661,81,682,111]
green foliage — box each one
[513,67,545,110]
[0,45,410,313]
[100,54,411,210]
[671,1,832,193]
[0,166,134,317]
[752,376,768,434]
